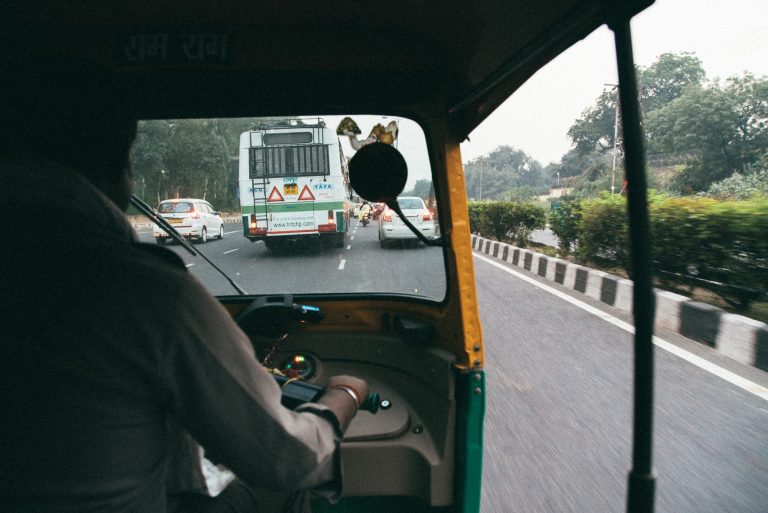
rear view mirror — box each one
[348,142,408,203]
[349,142,443,247]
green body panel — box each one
[455,369,485,513]
[335,211,346,233]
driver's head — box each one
[0,55,137,210]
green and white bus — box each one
[239,120,350,251]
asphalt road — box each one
[135,219,445,298]
[136,221,768,512]
[475,254,768,513]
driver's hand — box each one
[327,375,369,408]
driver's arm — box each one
[153,271,363,498]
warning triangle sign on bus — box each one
[267,187,284,202]
[298,185,315,201]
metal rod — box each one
[609,17,656,513]
[131,194,247,295]
[131,194,197,256]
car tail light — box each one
[382,211,392,222]
[421,210,432,221]
[191,211,200,219]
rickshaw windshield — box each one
[131,115,447,299]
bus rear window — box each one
[263,132,313,145]
[249,144,331,178]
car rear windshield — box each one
[159,202,194,213]
[398,198,424,209]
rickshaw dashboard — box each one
[269,333,456,505]
[233,296,457,505]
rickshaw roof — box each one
[4,0,653,136]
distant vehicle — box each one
[378,196,436,248]
[153,198,224,244]
[371,202,385,220]
[239,119,350,251]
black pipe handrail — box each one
[609,16,657,513]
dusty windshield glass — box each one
[129,116,446,299]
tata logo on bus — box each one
[313,184,333,190]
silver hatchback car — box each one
[378,196,437,248]
[153,198,225,244]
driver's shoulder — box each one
[132,243,188,271]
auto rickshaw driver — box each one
[0,57,369,513]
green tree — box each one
[548,195,582,255]
[130,117,294,210]
[646,74,768,193]
[567,90,618,156]
[640,52,706,113]
[131,120,170,205]
[404,179,433,199]
[567,52,706,157]
[464,146,546,200]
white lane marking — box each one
[222,248,239,254]
[474,252,768,401]
[350,236,354,240]
[338,259,346,270]
[224,230,240,235]
[346,245,352,250]
[185,263,195,268]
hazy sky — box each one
[460,0,768,166]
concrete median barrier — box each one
[471,234,768,372]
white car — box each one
[378,196,437,248]
[153,198,224,244]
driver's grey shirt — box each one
[0,152,342,512]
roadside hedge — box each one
[546,194,768,310]
[547,195,581,256]
[468,201,546,247]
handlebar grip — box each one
[359,392,381,413]
[274,374,382,414]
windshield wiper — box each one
[130,194,247,295]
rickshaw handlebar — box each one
[274,374,382,413]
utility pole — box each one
[605,83,620,194]
[478,161,484,201]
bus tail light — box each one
[318,210,337,231]
[249,214,267,236]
